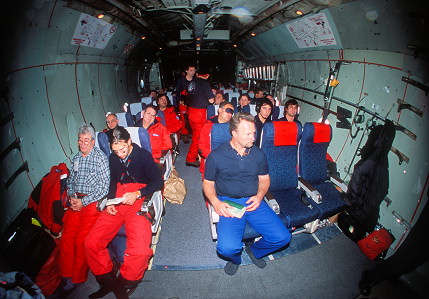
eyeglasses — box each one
[225,108,234,114]
[78,138,93,145]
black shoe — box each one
[90,266,118,298]
[48,277,76,299]
[89,285,113,298]
[224,261,240,275]
[182,135,190,144]
[358,270,372,296]
[245,243,267,269]
[186,160,200,167]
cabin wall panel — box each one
[43,63,77,158]
[102,26,132,59]
[330,0,427,59]
[278,46,428,253]
[48,1,79,32]
[98,64,124,114]
[115,67,131,106]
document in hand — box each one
[106,197,125,206]
[223,200,246,218]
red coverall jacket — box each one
[147,121,172,163]
[161,107,182,134]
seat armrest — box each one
[208,204,219,240]
[330,175,348,192]
[264,192,280,214]
[209,205,220,223]
[298,177,322,204]
[160,151,173,180]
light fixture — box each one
[295,10,303,15]
[250,32,256,37]
[159,47,162,50]
[196,37,201,41]
[141,36,146,40]
[233,44,238,48]
[97,14,105,19]
[192,4,210,14]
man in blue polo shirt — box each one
[203,112,291,275]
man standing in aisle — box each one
[181,69,214,167]
[175,65,196,144]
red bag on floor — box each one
[357,228,394,260]
[34,239,62,296]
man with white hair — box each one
[54,124,110,297]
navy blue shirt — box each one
[204,141,269,198]
[108,143,163,199]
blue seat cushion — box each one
[309,182,346,219]
[271,189,320,227]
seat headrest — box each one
[273,121,299,146]
[312,123,331,143]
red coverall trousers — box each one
[179,103,189,135]
[60,202,99,283]
[186,107,207,163]
[85,183,153,282]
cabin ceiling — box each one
[73,0,355,53]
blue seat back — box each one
[210,123,231,150]
[125,127,151,153]
[116,112,134,127]
[261,122,301,192]
[207,105,216,120]
[141,96,153,105]
[95,132,110,157]
[299,122,332,184]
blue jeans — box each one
[216,196,291,264]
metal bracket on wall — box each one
[397,99,423,117]
[0,138,20,161]
[390,146,409,165]
[392,210,412,229]
[402,77,429,96]
[0,112,14,128]
[393,122,417,141]
[5,161,29,189]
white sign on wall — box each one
[287,13,337,48]
[71,13,117,49]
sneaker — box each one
[224,261,240,275]
[245,243,266,269]
[186,160,200,167]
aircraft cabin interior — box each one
[0,0,428,298]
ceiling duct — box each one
[192,0,210,42]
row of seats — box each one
[207,103,284,120]
[208,121,347,240]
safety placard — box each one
[71,13,117,49]
[287,13,337,48]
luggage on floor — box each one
[0,208,56,278]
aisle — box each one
[151,142,225,270]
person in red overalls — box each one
[53,124,110,298]
[85,126,163,299]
